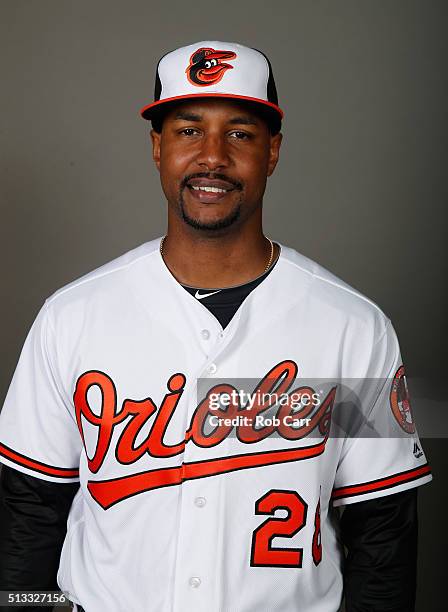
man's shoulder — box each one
[45,237,161,310]
[279,242,390,333]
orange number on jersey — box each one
[312,498,322,565]
[250,489,308,568]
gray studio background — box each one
[1,1,447,609]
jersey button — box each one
[194,496,207,508]
[189,576,201,588]
[207,363,217,375]
[201,329,210,340]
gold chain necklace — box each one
[160,236,275,274]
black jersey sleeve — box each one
[340,488,418,612]
[0,465,79,612]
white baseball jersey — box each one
[0,237,431,612]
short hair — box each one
[150,98,282,136]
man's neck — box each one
[160,232,279,289]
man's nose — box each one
[195,133,230,170]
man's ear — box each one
[267,132,283,177]
[150,129,161,171]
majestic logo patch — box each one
[390,365,415,434]
[413,441,423,458]
[186,47,236,87]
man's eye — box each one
[179,128,198,136]
[230,131,250,140]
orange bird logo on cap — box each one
[186,47,237,86]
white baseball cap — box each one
[140,40,283,124]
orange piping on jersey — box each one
[332,463,431,500]
[0,442,79,479]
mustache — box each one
[181,172,243,190]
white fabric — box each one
[158,41,270,101]
[0,237,431,612]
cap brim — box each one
[140,93,283,121]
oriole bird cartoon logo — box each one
[186,47,237,86]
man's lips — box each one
[187,178,236,190]
[185,177,238,203]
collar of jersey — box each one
[181,252,281,306]
[155,236,285,330]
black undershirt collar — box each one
[180,245,281,329]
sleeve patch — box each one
[390,365,415,434]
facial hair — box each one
[178,186,243,231]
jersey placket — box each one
[171,306,243,612]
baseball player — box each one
[0,41,432,612]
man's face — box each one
[150,98,282,232]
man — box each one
[0,41,432,612]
